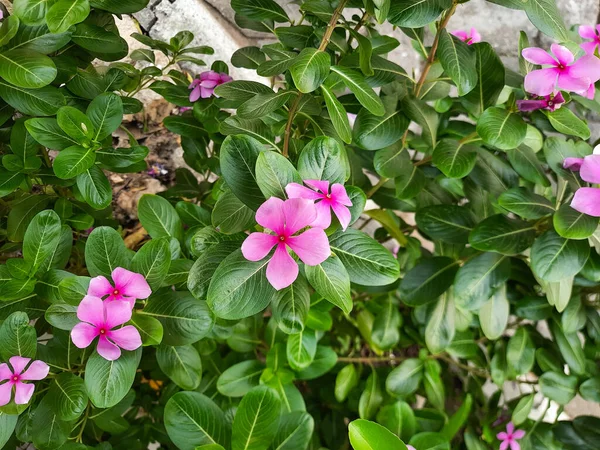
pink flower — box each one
[522,44,600,97]
[179,106,192,113]
[451,28,481,45]
[580,25,600,55]
[0,356,49,406]
[241,197,330,290]
[71,295,142,361]
[88,267,151,309]
[407,446,416,450]
[189,71,232,102]
[497,422,525,450]
[286,180,353,230]
[564,145,600,216]
[517,91,565,112]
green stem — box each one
[366,177,389,198]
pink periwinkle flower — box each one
[188,71,232,102]
[0,356,49,406]
[406,446,416,450]
[522,44,600,98]
[241,197,330,290]
[286,180,353,230]
[564,145,600,216]
[71,295,142,361]
[88,267,151,309]
[451,28,481,45]
[580,25,600,55]
[497,422,525,450]
[517,91,565,112]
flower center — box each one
[99,328,107,335]
[11,375,19,382]
[326,193,331,199]
[279,235,286,242]
[558,64,565,70]
[547,101,553,106]
[112,289,119,296]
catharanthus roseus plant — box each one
[1,0,600,448]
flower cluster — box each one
[564,145,600,216]
[241,179,352,290]
[188,70,232,101]
[71,268,150,360]
[497,422,525,450]
[0,356,49,407]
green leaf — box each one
[84,226,131,278]
[232,386,281,450]
[388,0,449,27]
[335,364,359,402]
[231,0,290,22]
[25,118,77,150]
[553,204,599,240]
[212,190,256,234]
[85,348,142,408]
[531,231,589,282]
[188,241,240,298]
[255,151,302,200]
[86,92,123,141]
[507,145,550,187]
[297,136,349,184]
[207,250,275,320]
[89,0,149,14]
[372,298,401,350]
[165,392,231,450]
[386,358,423,397]
[30,396,70,449]
[546,107,591,139]
[580,377,600,402]
[353,108,409,151]
[479,285,509,340]
[329,229,399,286]
[45,303,78,330]
[0,49,56,88]
[271,411,314,450]
[425,291,455,354]
[432,139,478,179]
[53,145,96,179]
[498,187,554,219]
[237,91,296,118]
[217,360,264,397]
[469,215,535,254]
[0,79,64,116]
[550,320,586,375]
[130,312,163,346]
[524,0,569,41]
[287,328,317,371]
[330,66,385,116]
[539,371,578,404]
[232,46,266,69]
[507,327,535,375]
[400,96,439,148]
[140,291,214,346]
[0,312,37,360]
[437,30,477,96]
[138,194,184,243]
[399,257,458,307]
[214,80,273,102]
[376,401,416,442]
[46,373,88,421]
[349,419,408,450]
[476,107,527,150]
[220,134,265,210]
[512,394,534,426]
[462,43,505,116]
[423,360,445,411]
[46,0,90,34]
[57,105,94,143]
[415,205,475,244]
[441,394,472,440]
[290,48,330,93]
[130,237,171,290]
[71,23,128,60]
[0,16,21,46]
[321,85,352,144]
[157,344,202,390]
[360,370,384,420]
[13,0,53,24]
[272,274,310,334]
[23,209,62,273]
[305,255,352,314]
[454,253,510,311]
[0,412,17,449]
[76,166,112,209]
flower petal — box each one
[311,201,332,229]
[524,69,558,96]
[551,44,574,66]
[557,73,592,93]
[97,336,122,361]
[285,182,322,201]
[580,155,600,183]
[510,441,521,450]
[287,228,330,266]
[20,361,49,381]
[331,184,353,206]
[105,300,133,329]
[0,382,12,407]
[304,179,330,194]
[77,295,105,326]
[470,28,481,43]
[14,382,34,405]
[581,41,599,55]
[516,99,547,112]
[572,188,600,216]
[200,86,214,98]
[241,232,278,261]
[332,202,352,230]
[283,198,317,235]
[451,30,468,41]
[108,326,142,351]
[522,47,557,65]
[570,55,600,82]
[497,432,508,440]
[71,322,99,349]
[88,275,114,298]
[580,25,598,39]
[9,356,30,375]
[112,267,152,300]
[0,364,12,381]
[266,244,298,290]
[499,441,509,450]
[256,197,285,234]
[507,423,515,434]
[189,86,201,102]
[563,157,584,170]
[512,430,525,439]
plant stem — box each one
[366,177,389,198]
[337,355,408,364]
[347,10,370,47]
[414,1,459,97]
[318,0,349,52]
